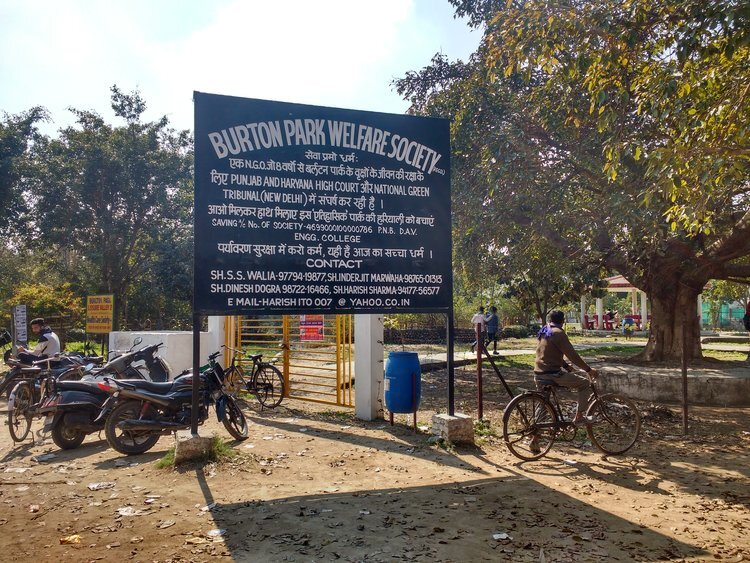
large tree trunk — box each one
[641,272,703,362]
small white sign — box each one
[13,305,27,344]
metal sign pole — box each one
[447,310,455,416]
[191,313,201,436]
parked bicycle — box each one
[502,371,641,461]
[7,358,87,442]
[221,345,285,408]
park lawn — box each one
[483,346,747,370]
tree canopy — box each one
[396,0,750,360]
[0,107,47,236]
[3,87,193,332]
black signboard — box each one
[194,92,451,315]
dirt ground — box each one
[1,365,749,562]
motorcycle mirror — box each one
[131,336,143,349]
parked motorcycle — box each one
[39,340,171,450]
[96,350,248,455]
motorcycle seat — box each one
[56,380,110,395]
[116,379,176,393]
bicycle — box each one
[502,371,641,461]
[7,358,85,442]
[221,346,286,409]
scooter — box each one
[81,338,171,382]
[95,350,248,455]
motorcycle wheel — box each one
[51,418,86,450]
[8,382,33,442]
[221,395,249,441]
[105,400,160,455]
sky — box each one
[0,0,481,135]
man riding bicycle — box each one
[534,310,599,421]
[529,311,599,452]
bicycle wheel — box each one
[8,382,33,442]
[502,392,558,461]
[585,393,641,455]
[223,366,249,396]
[252,364,285,408]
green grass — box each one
[483,355,536,369]
[703,349,748,361]
[64,340,106,355]
[319,409,355,421]
[578,345,644,357]
[481,345,747,369]
[426,434,455,452]
[209,435,239,461]
[473,419,497,439]
[155,447,176,469]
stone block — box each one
[173,431,213,464]
[431,413,474,445]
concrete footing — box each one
[431,413,474,445]
[174,432,213,464]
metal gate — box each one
[225,314,354,407]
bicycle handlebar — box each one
[223,344,244,356]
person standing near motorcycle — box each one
[17,318,60,364]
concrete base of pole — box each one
[174,431,213,464]
[431,413,474,445]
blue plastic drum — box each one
[384,351,421,413]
